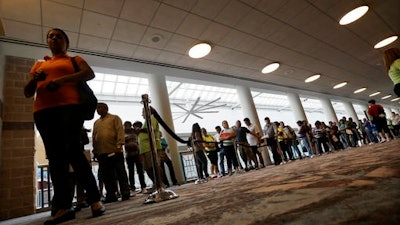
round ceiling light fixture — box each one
[333,81,347,89]
[188,42,212,58]
[374,35,398,49]
[305,74,320,83]
[339,6,369,25]
[354,87,367,93]
[261,62,280,74]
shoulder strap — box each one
[70,56,79,72]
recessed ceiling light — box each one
[369,91,381,97]
[305,74,320,83]
[261,63,280,74]
[391,97,400,102]
[354,87,367,93]
[381,95,392,100]
[374,36,398,49]
[339,6,369,25]
[333,81,347,89]
[188,42,212,58]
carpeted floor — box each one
[2,139,400,225]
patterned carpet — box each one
[3,139,400,225]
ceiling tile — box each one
[112,20,147,44]
[50,0,84,8]
[78,34,109,52]
[191,0,230,19]
[162,0,198,11]
[133,46,161,61]
[139,27,173,49]
[42,1,82,32]
[2,20,42,42]
[215,0,252,27]
[0,0,41,25]
[156,51,182,65]
[236,9,268,34]
[107,40,136,57]
[120,0,160,25]
[84,0,124,17]
[199,22,231,44]
[163,34,195,54]
[150,3,187,31]
[176,14,211,38]
[80,11,117,38]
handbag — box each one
[71,57,98,120]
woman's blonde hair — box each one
[383,48,400,72]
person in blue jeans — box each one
[296,120,314,158]
[215,126,226,176]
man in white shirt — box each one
[243,118,263,168]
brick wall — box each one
[0,56,36,220]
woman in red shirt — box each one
[367,99,391,142]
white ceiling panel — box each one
[42,0,82,33]
[77,34,109,52]
[80,11,117,38]
[84,0,124,17]
[0,0,41,24]
[107,40,136,57]
[112,20,147,44]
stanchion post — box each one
[141,94,179,203]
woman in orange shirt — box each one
[24,28,105,225]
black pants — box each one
[98,152,130,200]
[34,105,100,209]
[267,138,281,165]
[126,154,146,190]
[159,152,178,186]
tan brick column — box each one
[0,56,36,220]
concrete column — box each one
[319,97,338,123]
[287,92,308,122]
[147,73,184,184]
[236,86,272,165]
[342,101,359,121]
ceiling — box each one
[1,0,399,105]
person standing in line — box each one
[383,48,400,97]
[214,126,226,176]
[24,28,104,224]
[235,120,258,170]
[124,121,147,194]
[202,127,220,178]
[296,120,314,158]
[93,103,131,203]
[243,118,264,168]
[263,117,282,165]
[191,123,210,181]
[367,99,391,142]
[220,120,240,175]
[159,131,179,187]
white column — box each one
[287,92,308,122]
[342,101,359,121]
[319,97,338,123]
[236,85,272,166]
[147,73,184,183]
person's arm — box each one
[46,57,95,91]
[24,62,47,98]
[115,116,125,151]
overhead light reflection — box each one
[188,42,212,58]
[369,92,381,97]
[261,62,280,74]
[354,87,367,93]
[381,95,392,100]
[305,74,320,83]
[333,81,347,89]
[374,36,398,49]
[339,6,369,25]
